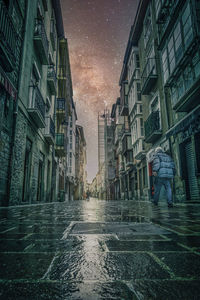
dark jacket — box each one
[152,151,176,178]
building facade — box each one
[74,125,87,200]
[109,0,200,202]
[0,0,26,205]
[0,0,78,206]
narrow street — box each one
[0,199,200,299]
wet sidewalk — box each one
[0,199,200,299]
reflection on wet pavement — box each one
[0,199,200,299]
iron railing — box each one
[144,110,161,139]
[57,98,66,111]
[56,133,65,147]
[30,86,45,120]
[45,116,55,138]
[34,18,49,59]
[0,1,17,70]
[48,65,57,85]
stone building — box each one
[156,0,200,200]
[0,0,78,205]
[55,37,75,202]
[8,0,65,205]
[74,125,87,200]
[0,0,27,205]
[65,98,77,201]
[111,0,200,201]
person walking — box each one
[152,147,176,207]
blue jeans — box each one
[154,177,172,204]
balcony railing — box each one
[122,134,132,154]
[0,2,17,72]
[133,138,146,160]
[44,116,55,145]
[47,65,57,95]
[28,86,45,128]
[56,98,66,120]
[114,127,122,145]
[125,150,133,168]
[119,162,125,173]
[144,110,162,143]
[33,18,49,65]
[50,19,57,50]
[156,0,173,23]
[141,58,158,95]
[55,133,66,157]
[120,95,129,116]
[58,65,67,78]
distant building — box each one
[75,125,87,200]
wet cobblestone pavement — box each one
[0,199,200,299]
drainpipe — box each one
[7,1,28,206]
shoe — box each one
[168,203,173,208]
[153,201,158,206]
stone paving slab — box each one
[0,253,54,280]
[116,234,169,240]
[105,240,186,252]
[130,279,200,300]
[0,280,138,300]
[71,222,170,235]
[155,252,200,278]
[0,200,200,299]
[49,252,170,281]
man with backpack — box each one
[152,147,176,207]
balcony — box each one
[28,86,45,128]
[119,162,125,174]
[122,134,132,154]
[125,150,133,168]
[44,116,55,145]
[141,58,158,95]
[144,110,162,143]
[0,2,17,72]
[47,65,57,95]
[33,18,49,65]
[133,138,146,160]
[42,0,48,11]
[55,133,66,157]
[56,98,66,120]
[114,127,122,145]
[50,19,57,50]
[120,96,129,116]
[156,0,173,24]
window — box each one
[161,3,195,84]
[136,54,140,68]
[177,75,185,99]
[162,49,169,83]
[174,22,183,62]
[140,118,144,136]
[182,3,193,48]
[168,36,175,73]
[144,5,152,47]
[184,65,193,90]
[192,53,200,78]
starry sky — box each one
[60,0,139,182]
